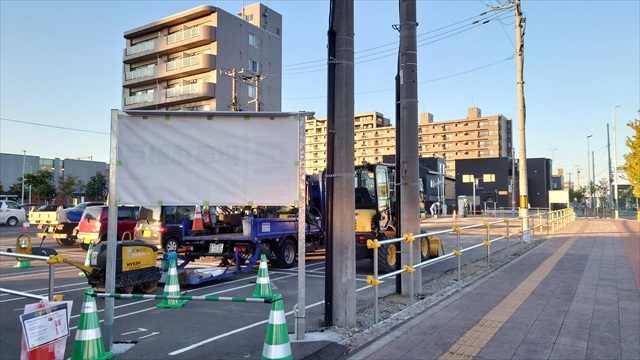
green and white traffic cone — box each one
[252,254,273,298]
[156,252,187,309]
[69,288,113,360]
[79,242,94,276]
[262,294,292,360]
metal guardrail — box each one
[0,251,57,301]
[366,208,576,323]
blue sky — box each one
[1,0,638,187]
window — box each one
[245,14,254,22]
[248,59,261,73]
[462,175,474,183]
[248,85,256,98]
[483,174,496,182]
[249,33,262,49]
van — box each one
[0,200,26,226]
[134,205,195,253]
[77,205,144,250]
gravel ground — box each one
[326,236,543,352]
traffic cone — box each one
[22,221,29,233]
[156,252,187,309]
[252,254,273,298]
[69,288,113,360]
[79,242,94,276]
[262,294,292,360]
[192,206,204,231]
[452,210,457,220]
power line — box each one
[0,117,109,135]
[283,54,514,100]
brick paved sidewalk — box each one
[349,218,640,360]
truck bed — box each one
[182,217,322,243]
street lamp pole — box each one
[587,135,592,208]
[28,166,33,203]
[21,150,26,205]
[613,105,621,218]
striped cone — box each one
[156,252,187,309]
[79,242,94,276]
[69,288,113,360]
[252,254,273,298]
[262,294,292,360]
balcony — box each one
[122,82,215,110]
[123,53,216,88]
[123,25,217,64]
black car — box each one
[134,205,195,252]
[36,204,69,211]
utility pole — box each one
[325,0,355,328]
[576,165,581,188]
[248,75,266,111]
[549,148,557,174]
[220,68,242,111]
[492,0,529,237]
[612,105,621,218]
[592,150,596,207]
[396,0,421,296]
[607,124,613,209]
[567,172,573,190]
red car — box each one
[77,205,145,250]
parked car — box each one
[65,202,105,222]
[20,203,40,217]
[0,200,26,226]
[35,204,69,212]
[134,205,195,253]
[77,205,146,250]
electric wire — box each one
[0,117,109,135]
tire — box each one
[420,236,431,262]
[117,285,134,294]
[377,235,397,274]
[135,280,158,294]
[6,217,18,227]
[58,237,76,246]
[274,238,297,268]
[164,238,179,253]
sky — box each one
[1,0,638,188]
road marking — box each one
[438,221,586,360]
[121,328,148,335]
[139,331,160,339]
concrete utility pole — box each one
[325,0,355,327]
[607,124,613,209]
[248,75,265,111]
[396,0,422,295]
[612,105,621,218]
[576,165,581,188]
[220,68,242,111]
[492,0,530,237]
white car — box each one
[0,200,26,226]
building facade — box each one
[122,3,282,112]
[0,152,108,204]
[305,107,512,178]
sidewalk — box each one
[348,218,640,359]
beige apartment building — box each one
[305,107,512,177]
[122,3,282,112]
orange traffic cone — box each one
[22,221,29,233]
[452,210,457,220]
[192,206,204,231]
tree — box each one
[58,174,81,203]
[570,186,586,204]
[85,172,107,201]
[7,182,22,196]
[24,170,57,202]
[621,114,639,198]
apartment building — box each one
[305,107,512,177]
[122,3,282,112]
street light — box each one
[613,105,621,218]
[21,150,26,205]
[28,166,33,203]
[587,135,592,208]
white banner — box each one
[115,112,300,206]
